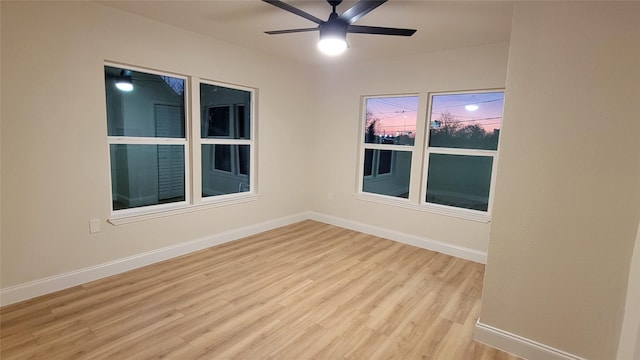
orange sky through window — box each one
[430,92,504,133]
[366,96,418,138]
[365,92,504,139]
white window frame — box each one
[357,94,422,202]
[106,64,190,219]
[105,62,258,225]
[198,79,255,204]
[421,89,503,221]
[355,89,503,223]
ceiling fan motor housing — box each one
[320,17,349,40]
[262,0,417,47]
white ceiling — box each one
[97,0,514,65]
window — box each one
[105,64,255,220]
[105,65,187,212]
[424,91,503,213]
[200,82,252,197]
[357,90,504,221]
[359,95,418,199]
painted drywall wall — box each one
[480,3,640,359]
[309,42,510,253]
[0,1,315,288]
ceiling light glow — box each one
[465,104,479,111]
[318,19,348,56]
[318,38,347,56]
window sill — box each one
[353,193,491,223]
[108,194,259,225]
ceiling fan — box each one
[262,0,417,56]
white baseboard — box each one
[0,211,486,307]
[474,321,587,360]
[307,211,487,264]
[0,213,308,307]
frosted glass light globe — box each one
[318,38,347,56]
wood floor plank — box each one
[0,220,521,359]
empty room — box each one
[1,1,639,359]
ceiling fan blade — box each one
[262,0,324,25]
[339,0,386,24]
[347,25,416,36]
[265,28,319,35]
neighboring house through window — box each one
[104,64,255,221]
[105,65,187,212]
[200,82,252,197]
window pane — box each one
[202,144,250,197]
[201,83,251,139]
[110,144,185,210]
[104,66,185,138]
[426,154,493,211]
[206,106,231,137]
[378,150,392,174]
[238,145,250,175]
[363,150,411,199]
[214,144,232,172]
[235,104,248,140]
[364,96,418,146]
[364,149,373,176]
[429,92,503,150]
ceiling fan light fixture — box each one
[318,37,347,56]
[115,70,134,92]
[318,20,348,56]
[262,0,417,57]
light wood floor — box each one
[1,220,521,359]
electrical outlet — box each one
[89,218,101,234]
[327,192,333,201]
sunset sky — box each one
[366,96,418,138]
[366,92,504,137]
[431,92,504,132]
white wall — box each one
[0,1,314,289]
[479,3,640,359]
[309,42,510,253]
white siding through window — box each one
[155,104,185,200]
